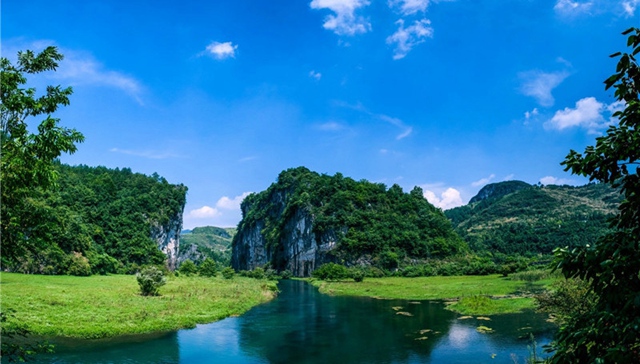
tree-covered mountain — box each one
[445,181,620,255]
[232,167,467,276]
[3,162,187,275]
[179,226,236,266]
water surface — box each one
[38,280,554,363]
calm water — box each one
[36,280,554,363]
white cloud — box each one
[378,114,413,139]
[389,0,430,15]
[386,19,434,60]
[503,174,515,181]
[109,148,179,159]
[622,0,639,15]
[309,70,322,80]
[524,108,539,124]
[554,0,593,15]
[3,40,145,104]
[310,0,372,36]
[189,206,221,218]
[423,187,463,210]
[205,41,238,60]
[471,174,495,187]
[316,121,345,131]
[544,97,607,133]
[518,70,569,107]
[216,192,252,210]
[540,176,574,185]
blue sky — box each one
[3,0,637,228]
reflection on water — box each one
[35,280,554,363]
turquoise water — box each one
[36,280,554,363]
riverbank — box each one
[1,273,277,339]
[308,274,552,315]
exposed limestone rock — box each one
[150,207,184,271]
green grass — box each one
[309,274,550,315]
[1,273,277,339]
[447,295,535,315]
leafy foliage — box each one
[178,259,198,276]
[198,258,218,277]
[221,267,235,279]
[1,46,84,266]
[312,263,350,280]
[136,266,166,296]
[550,28,640,363]
[4,163,187,275]
[0,309,54,362]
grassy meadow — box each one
[1,273,277,339]
[309,274,553,315]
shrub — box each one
[136,266,166,296]
[312,263,349,280]
[352,270,365,282]
[265,268,279,280]
[280,269,292,279]
[199,258,218,277]
[88,253,119,275]
[67,252,91,276]
[250,267,265,279]
[221,267,235,279]
[178,259,198,276]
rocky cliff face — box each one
[150,207,184,270]
[231,191,340,277]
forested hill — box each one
[4,163,187,275]
[179,226,236,266]
[232,167,466,276]
[445,181,620,255]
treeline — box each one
[3,162,187,275]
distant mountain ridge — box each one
[178,226,236,266]
[445,181,620,255]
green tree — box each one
[1,47,84,265]
[178,259,198,276]
[552,27,640,363]
[198,258,218,277]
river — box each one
[36,279,554,363]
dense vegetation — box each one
[179,226,235,266]
[549,27,640,363]
[4,163,187,275]
[236,167,467,271]
[446,181,619,255]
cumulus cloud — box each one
[216,192,252,210]
[189,206,221,218]
[544,97,608,133]
[205,41,238,60]
[310,0,372,36]
[389,0,431,15]
[554,0,593,16]
[386,19,434,60]
[309,70,322,80]
[540,176,574,185]
[471,174,496,187]
[519,70,569,107]
[423,187,463,210]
